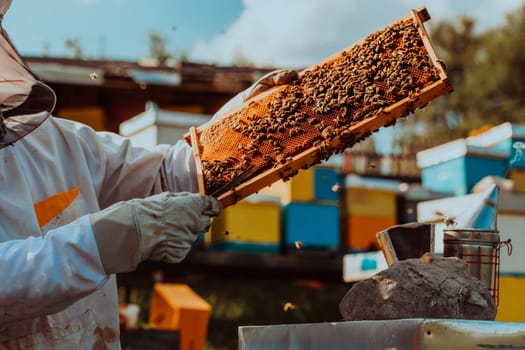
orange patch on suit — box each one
[34,187,79,227]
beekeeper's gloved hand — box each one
[89,192,222,274]
[212,68,299,120]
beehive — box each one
[149,283,211,350]
[467,122,525,169]
[187,7,452,207]
[283,201,341,250]
[259,165,341,203]
[496,276,525,322]
[416,138,508,195]
[207,196,281,253]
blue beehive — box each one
[417,138,508,195]
[314,167,341,201]
[467,122,525,169]
[283,202,340,249]
[257,165,342,203]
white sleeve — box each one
[51,117,199,198]
[162,139,200,193]
[0,215,108,327]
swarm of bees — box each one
[199,19,441,195]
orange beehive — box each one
[149,283,211,350]
[186,7,452,208]
[344,215,397,251]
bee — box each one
[283,302,296,311]
[308,117,321,126]
[289,127,303,138]
[263,154,275,163]
[321,126,334,139]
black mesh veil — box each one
[0,0,56,148]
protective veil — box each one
[0,0,56,148]
[0,0,200,348]
[0,2,287,347]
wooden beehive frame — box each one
[186,7,453,208]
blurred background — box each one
[5,1,525,349]
[6,0,525,152]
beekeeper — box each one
[0,0,297,348]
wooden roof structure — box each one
[24,56,277,132]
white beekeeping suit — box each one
[0,0,222,348]
[0,1,297,347]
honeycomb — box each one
[189,9,452,205]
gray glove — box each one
[89,192,222,274]
[212,68,298,119]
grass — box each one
[120,274,352,350]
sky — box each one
[4,0,524,69]
[3,0,523,154]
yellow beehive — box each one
[208,196,281,250]
[496,276,525,322]
[287,167,315,202]
[345,187,398,218]
[259,165,341,203]
[509,169,525,193]
[344,175,399,218]
[258,169,313,203]
[149,283,211,350]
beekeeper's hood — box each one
[0,0,56,148]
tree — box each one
[399,2,525,152]
[388,16,479,155]
[148,32,171,62]
[429,16,479,132]
[64,38,83,59]
[463,3,525,126]
[42,40,50,57]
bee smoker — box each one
[443,228,509,304]
[376,222,435,266]
[442,184,512,305]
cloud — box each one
[188,0,523,154]
[190,0,402,68]
[189,0,523,68]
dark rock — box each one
[339,253,497,321]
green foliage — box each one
[190,276,350,350]
[148,32,171,62]
[463,4,525,126]
[120,276,351,350]
[394,3,525,154]
[64,38,83,59]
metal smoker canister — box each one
[443,228,501,304]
